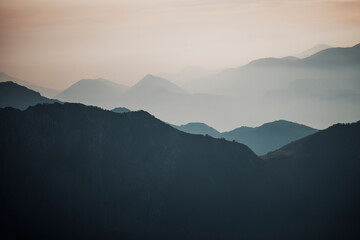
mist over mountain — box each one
[0,81,58,110]
[294,44,332,58]
[56,78,128,109]
[0,72,59,98]
[187,44,360,96]
[158,66,216,86]
[183,44,360,129]
[1,103,359,239]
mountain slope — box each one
[0,103,269,239]
[294,44,331,58]
[174,120,318,155]
[173,122,221,138]
[0,72,59,98]
[55,78,128,109]
[264,121,360,238]
[186,43,360,96]
[1,103,359,239]
[222,120,318,155]
[0,81,57,110]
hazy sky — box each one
[1,0,360,89]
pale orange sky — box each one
[0,0,360,90]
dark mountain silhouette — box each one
[264,121,360,238]
[0,72,59,98]
[111,107,131,113]
[173,122,221,138]
[0,81,58,110]
[1,103,359,239]
[0,103,269,239]
[222,120,318,155]
[55,78,129,109]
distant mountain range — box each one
[175,120,318,155]
[55,78,129,109]
[158,66,217,86]
[0,81,58,110]
[0,80,317,155]
[0,72,59,98]
[187,43,360,96]
[1,43,359,130]
[0,103,359,239]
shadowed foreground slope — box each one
[1,103,359,239]
[265,121,360,238]
[0,103,268,239]
[0,82,57,110]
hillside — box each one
[0,81,57,110]
[0,103,268,239]
[173,122,221,138]
[0,72,59,98]
[55,78,128,109]
[174,120,318,155]
[222,120,318,155]
[264,121,360,238]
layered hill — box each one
[0,103,359,239]
[0,81,58,110]
[264,121,360,238]
[174,120,318,155]
[55,78,128,109]
[173,122,221,138]
[0,103,267,239]
[0,72,59,98]
[222,120,318,155]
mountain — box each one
[118,75,236,130]
[184,44,360,130]
[222,120,318,155]
[55,78,128,109]
[187,43,360,96]
[1,103,359,239]
[0,72,59,98]
[299,43,360,68]
[264,121,360,238]
[124,74,187,96]
[173,122,221,138]
[0,103,269,239]
[0,81,57,110]
[174,120,318,155]
[111,107,131,113]
[294,44,332,58]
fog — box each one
[1,0,360,89]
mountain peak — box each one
[131,74,187,94]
